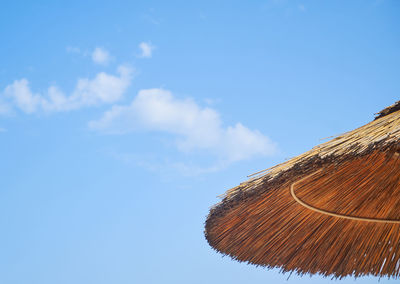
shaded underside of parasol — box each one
[205,102,400,279]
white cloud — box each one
[92,47,111,65]
[70,65,132,107]
[138,42,155,58]
[4,79,45,113]
[3,65,133,113]
[89,88,277,162]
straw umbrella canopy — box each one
[205,101,400,279]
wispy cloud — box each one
[89,88,277,163]
[92,47,112,65]
[138,42,155,58]
[141,10,161,26]
[108,151,226,177]
[3,65,133,113]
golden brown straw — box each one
[290,168,400,224]
[205,101,400,279]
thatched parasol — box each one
[205,101,400,279]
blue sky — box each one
[0,1,399,283]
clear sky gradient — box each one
[0,1,399,283]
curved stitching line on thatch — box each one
[290,169,400,224]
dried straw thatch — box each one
[205,101,400,279]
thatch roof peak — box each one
[375,100,400,120]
